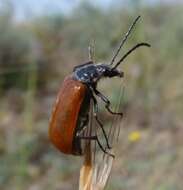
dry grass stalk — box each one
[79,141,92,190]
[91,153,114,190]
[79,47,124,190]
[79,143,115,190]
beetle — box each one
[49,16,150,156]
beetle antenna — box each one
[112,42,151,69]
[110,16,141,65]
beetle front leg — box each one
[93,87,123,117]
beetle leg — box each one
[78,135,114,158]
[93,87,123,117]
[89,92,112,149]
[76,126,87,137]
[76,114,89,137]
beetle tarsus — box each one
[105,104,123,117]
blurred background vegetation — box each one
[0,0,183,189]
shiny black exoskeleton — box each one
[73,61,123,84]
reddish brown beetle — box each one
[49,16,150,156]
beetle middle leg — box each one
[93,87,123,117]
[89,92,112,149]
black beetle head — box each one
[95,64,123,78]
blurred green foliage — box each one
[0,1,183,190]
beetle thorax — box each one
[73,62,123,84]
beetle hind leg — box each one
[76,114,89,137]
[78,135,114,158]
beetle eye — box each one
[97,67,103,72]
